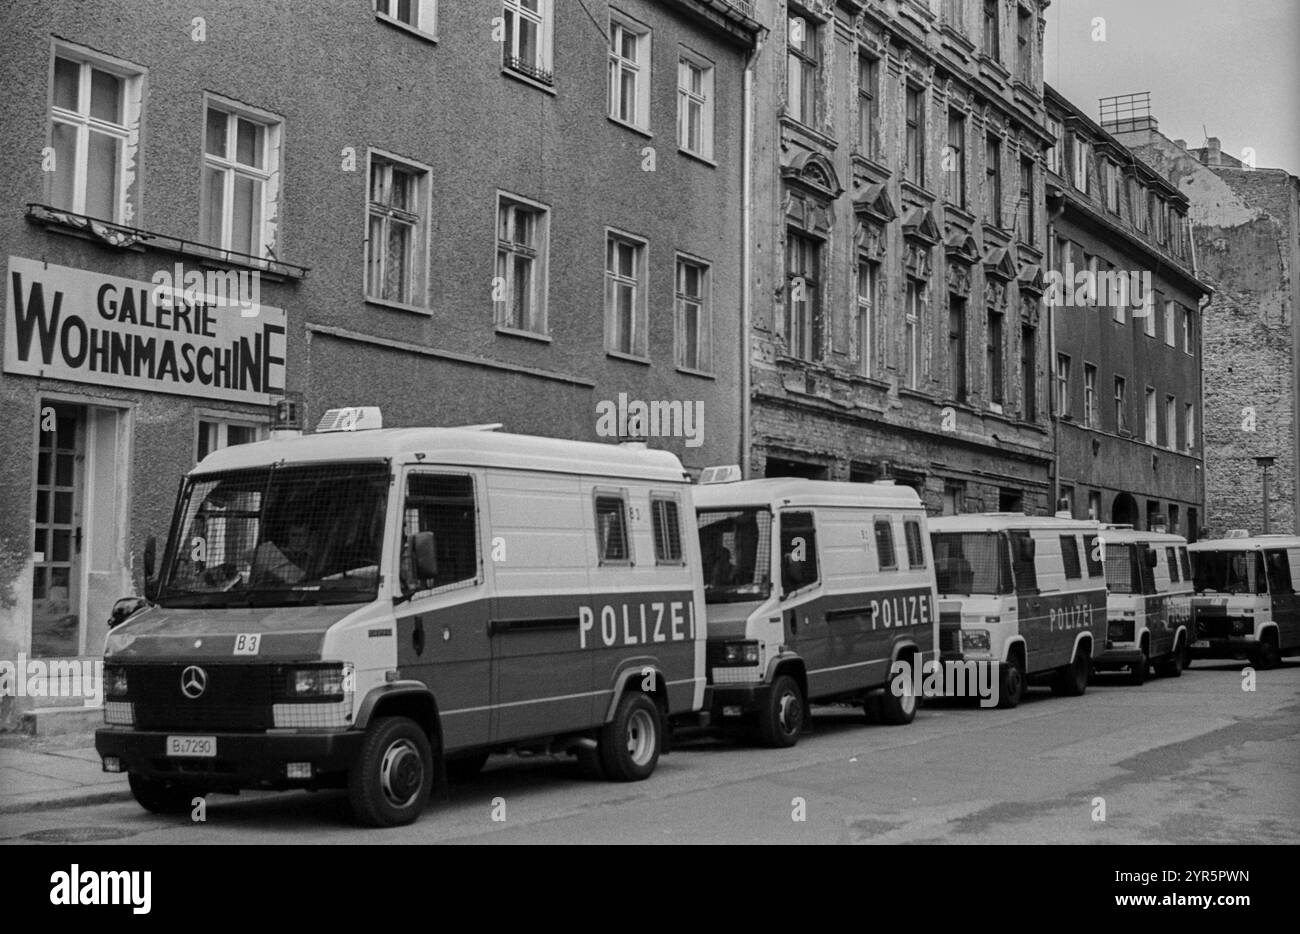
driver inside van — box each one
[248,522,315,584]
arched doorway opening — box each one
[1111,493,1138,527]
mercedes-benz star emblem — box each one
[180,665,207,699]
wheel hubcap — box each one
[779,690,802,734]
[379,739,424,808]
[899,681,916,713]
[626,709,656,766]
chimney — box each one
[1174,138,1187,150]
[1205,137,1222,165]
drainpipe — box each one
[1047,195,1066,514]
[740,30,763,479]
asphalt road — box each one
[4,660,1298,845]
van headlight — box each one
[104,664,129,698]
[276,663,353,701]
[716,641,760,666]
[961,630,990,651]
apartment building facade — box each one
[1043,89,1209,538]
[747,0,1055,517]
[0,0,758,718]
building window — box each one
[1134,182,1149,231]
[787,231,822,361]
[1055,353,1071,417]
[987,309,1004,405]
[202,101,281,257]
[905,280,924,390]
[857,258,878,377]
[905,86,926,187]
[495,193,549,333]
[1115,376,1129,433]
[1084,363,1098,428]
[1165,395,1177,450]
[1165,299,1177,346]
[1021,324,1037,421]
[196,417,265,464]
[1183,306,1194,354]
[503,0,554,84]
[609,13,651,130]
[1071,135,1089,193]
[365,155,428,307]
[787,14,820,126]
[1018,156,1034,242]
[949,294,967,402]
[1016,4,1034,83]
[1185,403,1196,450]
[946,111,966,207]
[1058,484,1074,516]
[1104,161,1120,212]
[985,134,1002,226]
[605,231,648,358]
[858,53,879,157]
[49,49,142,223]
[982,0,999,60]
[1143,288,1157,337]
[677,53,714,159]
[675,256,711,372]
[1145,386,1157,444]
[374,0,436,35]
[943,0,964,25]
[1111,264,1127,324]
[1046,116,1062,176]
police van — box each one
[1188,533,1300,669]
[929,514,1106,708]
[693,474,937,746]
[1092,526,1194,684]
[96,409,705,826]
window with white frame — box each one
[1185,402,1195,450]
[1142,287,1156,337]
[677,52,714,159]
[906,280,925,391]
[495,194,549,333]
[1072,135,1090,193]
[1046,116,1062,175]
[49,48,142,222]
[196,417,267,464]
[1055,353,1071,417]
[786,230,822,361]
[606,232,648,358]
[1165,395,1177,450]
[202,101,281,258]
[857,257,878,377]
[609,13,651,130]
[787,13,820,126]
[1183,306,1193,354]
[366,154,427,306]
[1165,299,1177,346]
[374,0,436,35]
[675,256,711,372]
[1083,363,1097,427]
[858,53,879,158]
[503,0,554,84]
[1104,160,1120,212]
[1114,376,1128,432]
[1144,386,1157,444]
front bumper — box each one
[95,727,365,790]
[1188,637,1259,659]
[1094,645,1145,668]
[706,681,773,719]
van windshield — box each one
[1191,550,1266,595]
[931,532,1013,595]
[697,507,773,604]
[158,462,390,608]
[1105,543,1141,594]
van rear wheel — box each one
[1156,636,1186,678]
[348,716,432,827]
[1051,648,1090,696]
[599,692,661,782]
[876,668,918,726]
[759,675,804,747]
[1127,646,1148,686]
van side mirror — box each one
[107,596,147,629]
[411,531,438,581]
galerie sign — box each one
[4,256,286,404]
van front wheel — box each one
[759,675,804,747]
[599,692,661,782]
[348,716,432,827]
[1253,633,1280,670]
[129,774,202,816]
[997,655,1024,709]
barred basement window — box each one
[652,497,683,564]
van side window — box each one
[651,496,683,564]
[875,520,898,570]
[1179,547,1191,580]
[904,520,926,568]
[1007,530,1038,593]
[1166,547,1180,583]
[1264,549,1294,594]
[1137,544,1157,594]
[1083,534,1104,577]
[402,473,479,592]
[1060,536,1082,580]
[594,494,631,564]
[780,511,819,594]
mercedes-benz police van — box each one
[930,514,1106,708]
[96,409,706,826]
[1093,527,1193,683]
[1188,533,1300,669]
[693,475,937,746]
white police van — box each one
[97,409,706,826]
[1093,526,1193,683]
[930,514,1106,708]
[693,473,937,746]
[1188,533,1300,669]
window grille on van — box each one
[1166,547,1180,583]
[1083,534,1104,577]
[402,473,478,592]
[652,497,683,564]
[1060,536,1082,580]
[595,495,631,564]
[931,532,1012,595]
[875,520,898,570]
[780,512,819,592]
[904,520,926,569]
[1105,544,1136,594]
[1008,530,1038,593]
[698,508,773,603]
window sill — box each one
[502,65,557,96]
[365,296,432,316]
[495,325,552,343]
[675,365,716,380]
[608,115,652,139]
[778,113,838,152]
[374,12,438,44]
[607,350,651,366]
[679,147,717,168]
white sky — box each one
[1044,0,1300,174]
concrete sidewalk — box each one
[0,729,129,814]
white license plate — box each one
[166,735,216,758]
[1192,640,1210,649]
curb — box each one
[0,786,132,816]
